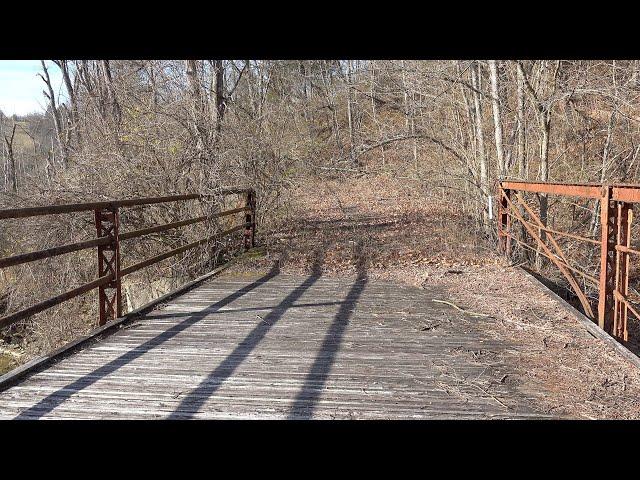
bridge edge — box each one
[0,252,255,393]
[518,266,640,371]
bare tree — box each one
[99,60,121,125]
[345,60,357,167]
[53,60,80,146]
[185,60,207,153]
[470,61,489,231]
[488,60,505,177]
[211,60,226,139]
[3,124,17,192]
[516,62,527,178]
[517,60,562,227]
[39,60,69,168]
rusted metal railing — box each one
[498,180,640,344]
[0,188,256,329]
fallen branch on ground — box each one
[432,299,493,318]
[507,261,529,268]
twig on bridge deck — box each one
[499,317,552,331]
[467,382,510,410]
[432,299,493,318]
[437,371,510,411]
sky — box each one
[0,60,64,116]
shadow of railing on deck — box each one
[287,240,368,419]
[141,301,345,319]
[14,264,282,419]
[167,249,327,419]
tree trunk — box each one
[539,113,550,228]
[212,60,226,139]
[458,61,477,216]
[369,61,386,166]
[40,60,69,169]
[185,60,207,153]
[345,60,357,167]
[55,60,80,147]
[401,60,418,170]
[470,61,489,232]
[100,60,121,125]
[321,62,342,158]
[488,60,505,177]
[3,124,17,193]
[516,63,527,178]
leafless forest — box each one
[1,59,639,368]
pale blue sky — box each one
[0,60,64,116]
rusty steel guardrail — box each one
[0,188,256,329]
[498,180,640,344]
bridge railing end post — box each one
[598,186,615,334]
[498,186,511,258]
[244,189,256,250]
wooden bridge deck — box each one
[0,268,553,419]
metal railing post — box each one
[613,202,633,341]
[498,185,511,257]
[94,206,122,326]
[244,189,256,250]
[598,186,616,334]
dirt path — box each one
[228,174,640,419]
